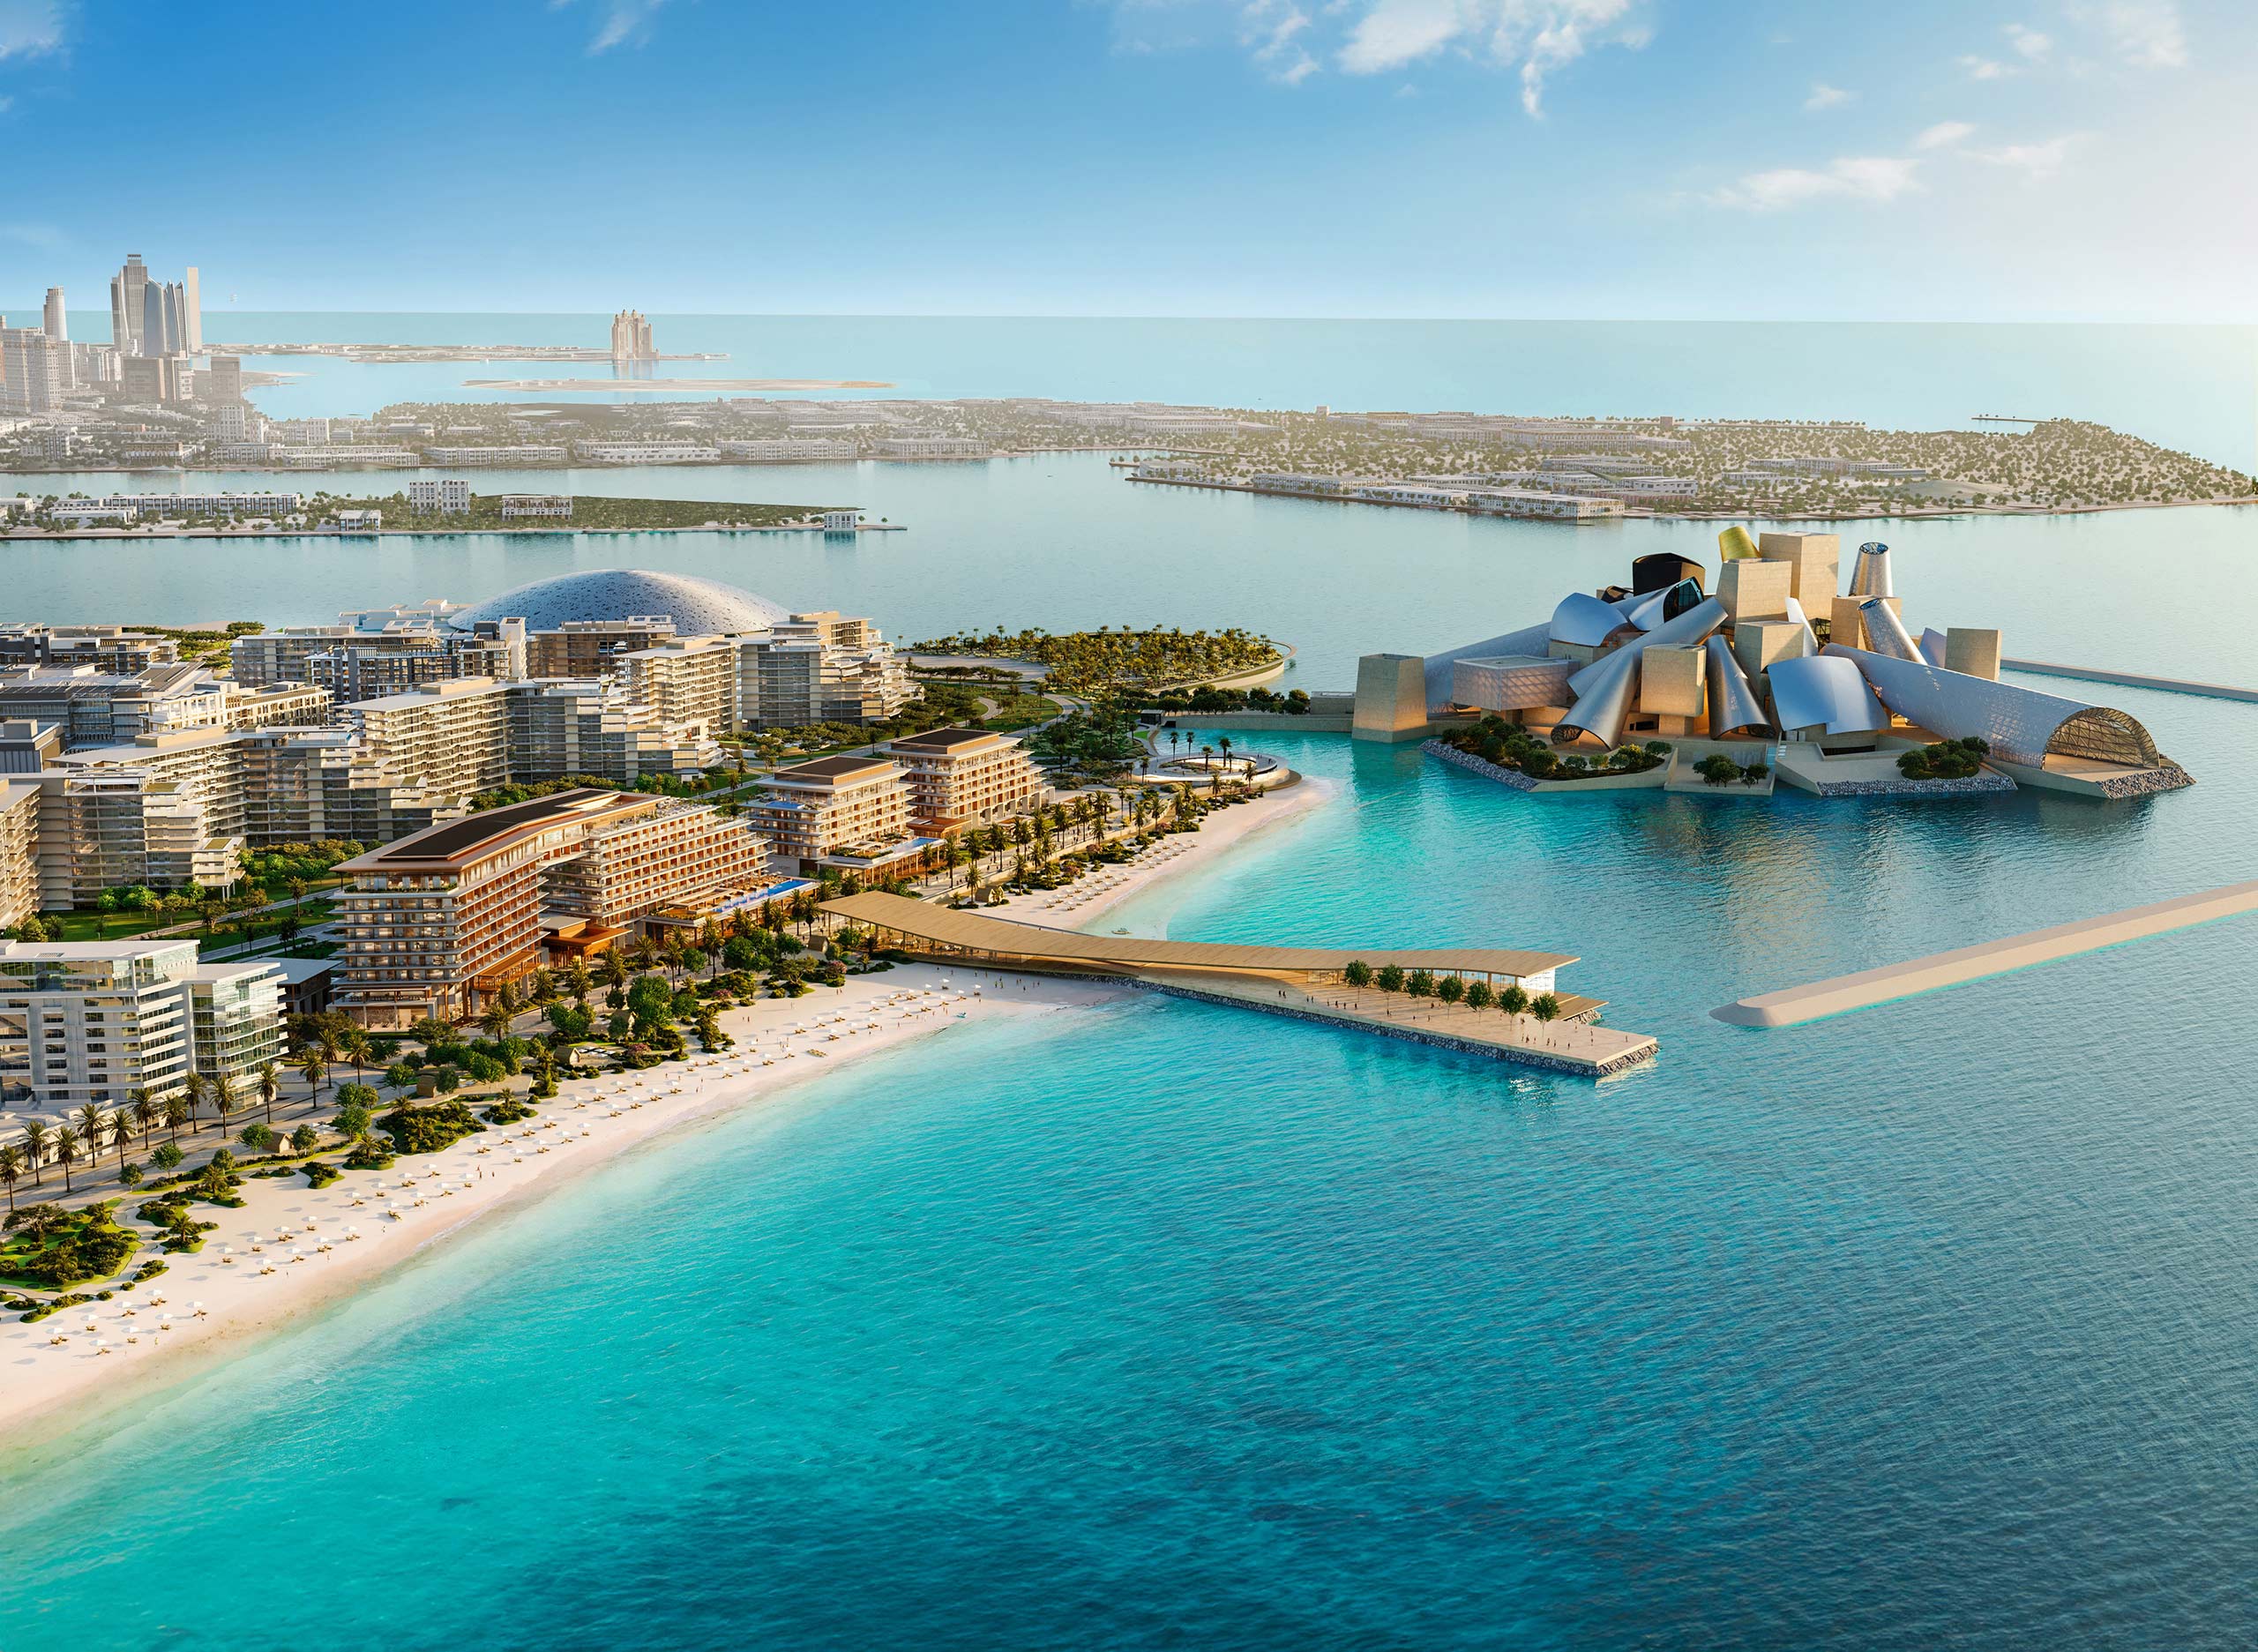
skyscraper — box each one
[110,254,149,354]
[609,309,655,361]
[162,282,186,355]
[141,283,166,356]
[182,265,202,353]
[0,325,66,413]
[42,288,66,342]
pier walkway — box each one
[820,892,1657,1077]
[1714,879,2258,1028]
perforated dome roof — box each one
[451,569,789,634]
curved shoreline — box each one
[0,780,1337,1449]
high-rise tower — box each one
[110,254,149,353]
[182,265,202,352]
[42,288,66,342]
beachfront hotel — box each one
[881,725,1049,830]
[1369,530,2189,801]
[331,789,770,1029]
[742,756,916,873]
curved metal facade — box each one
[1703,636,1771,738]
[1826,646,2164,767]
[1550,593,1635,648]
[1848,542,1893,599]
[1859,597,1923,662]
[1566,596,1726,700]
[1767,653,1893,736]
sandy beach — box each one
[0,967,1118,1439]
[0,776,1339,1438]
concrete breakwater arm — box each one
[1713,879,2258,1028]
[2002,660,2258,704]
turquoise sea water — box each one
[5,316,2258,1643]
[6,720,2258,1648]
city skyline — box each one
[1,0,2250,323]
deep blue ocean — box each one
[4,316,2258,1648]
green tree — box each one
[290,1124,320,1156]
[1463,980,1494,1011]
[1499,983,1530,1018]
[22,1118,48,1185]
[0,1142,22,1212]
[240,1122,277,1154]
[1406,970,1436,998]
[1342,960,1372,989]
[53,1124,81,1192]
[1436,975,1465,1005]
[1375,965,1406,994]
[1532,993,1561,1025]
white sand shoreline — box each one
[0,775,1342,1442]
[0,968,1120,1444]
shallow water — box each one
[5,711,2257,1648]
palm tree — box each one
[257,1061,280,1124]
[108,1109,133,1171]
[0,1142,21,1211]
[480,1000,513,1041]
[1218,736,1234,775]
[162,1093,189,1143]
[53,1124,80,1193]
[131,1088,157,1147]
[342,1029,370,1086]
[567,959,593,1006]
[210,1071,238,1132]
[74,1101,108,1165]
[180,1071,207,1139]
[298,1049,328,1110]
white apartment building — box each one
[882,726,1047,826]
[873,435,990,459]
[616,634,738,736]
[348,677,513,801]
[735,612,914,729]
[743,756,914,870]
[0,938,201,1111]
[407,478,472,515]
[186,961,288,1090]
[572,441,721,464]
[498,494,573,518]
[716,438,857,461]
[425,445,570,466]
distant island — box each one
[4,387,2250,520]
[0,489,882,539]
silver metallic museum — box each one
[1365,532,2188,800]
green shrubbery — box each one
[379,1099,487,1155]
[1448,715,1667,782]
[1896,736,1990,781]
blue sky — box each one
[1,0,2249,320]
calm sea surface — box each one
[4,720,2258,1649]
[4,318,2257,1647]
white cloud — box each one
[1804,81,1854,111]
[0,94,12,113]
[2005,23,2052,58]
[1915,120,1976,149]
[2097,1,2187,68]
[1334,0,1651,116]
[1709,154,1921,212]
[550,0,666,55]
[0,0,67,60]
[1241,0,1320,83]
[1971,134,2080,176]
[1958,54,2013,79]
[2,221,68,249]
